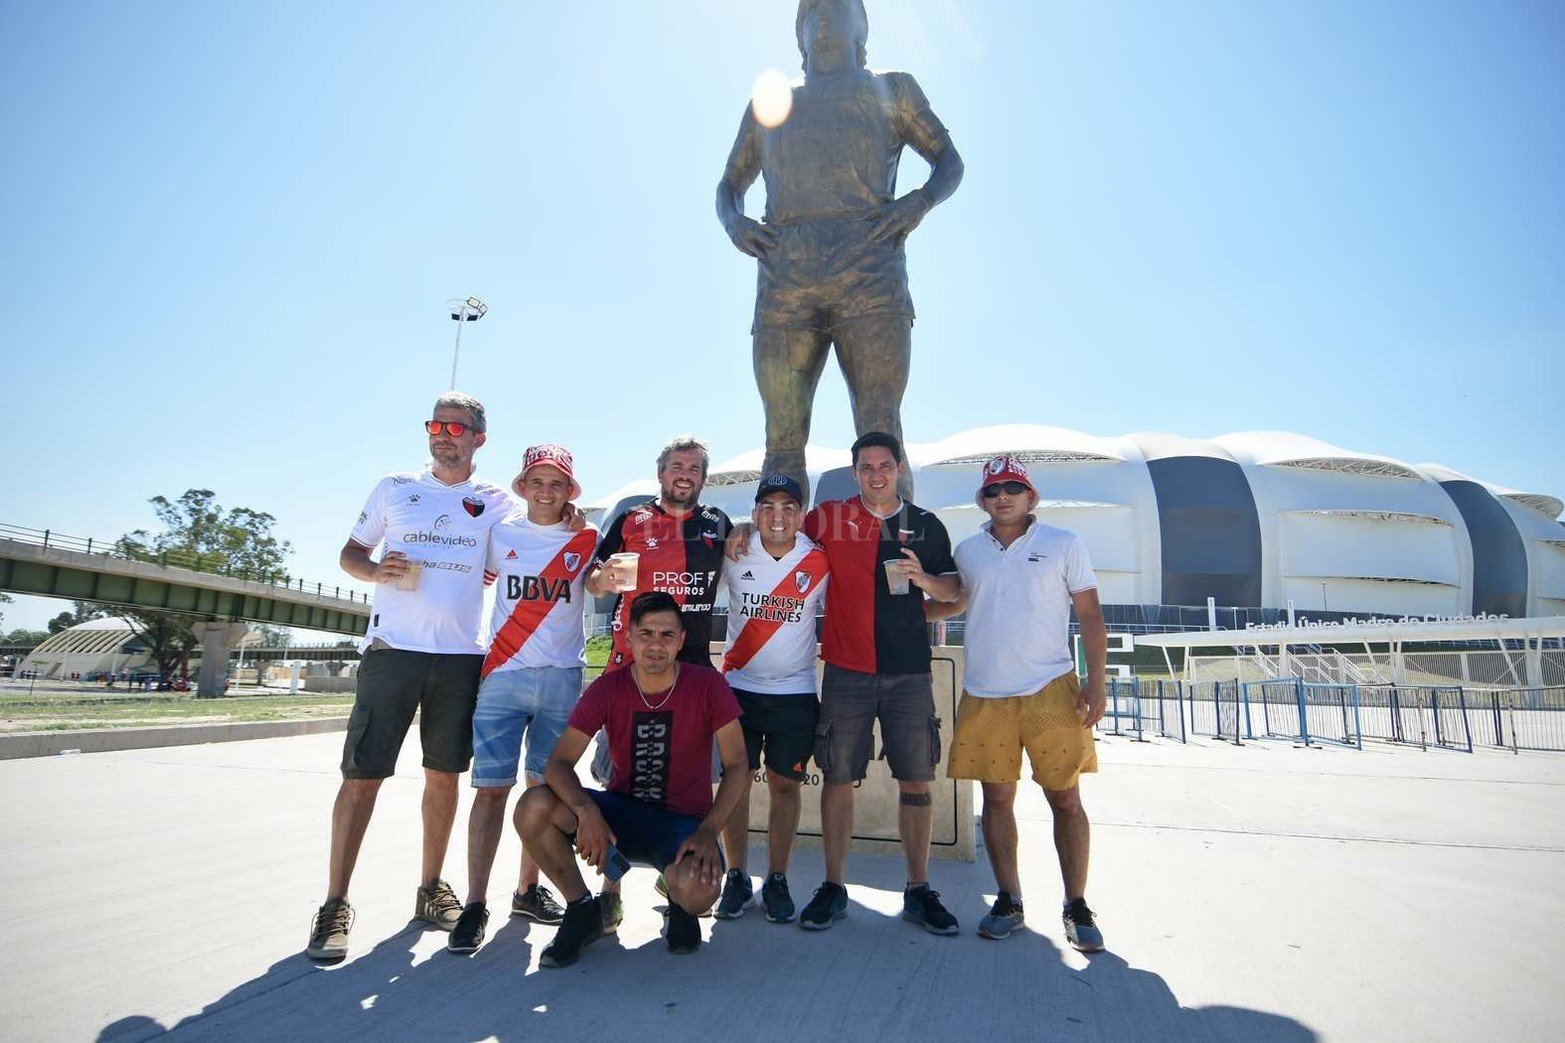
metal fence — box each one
[1114,677,1564,754]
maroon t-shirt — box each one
[567,662,741,819]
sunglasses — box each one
[981,481,1030,498]
[425,420,473,437]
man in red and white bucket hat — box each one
[446,442,599,955]
[947,453,1109,951]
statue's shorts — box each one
[752,213,915,335]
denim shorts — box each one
[583,790,721,872]
[816,664,939,784]
[470,666,583,787]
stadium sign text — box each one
[1246,613,1511,632]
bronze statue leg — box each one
[833,312,914,499]
[754,325,831,501]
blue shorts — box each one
[470,666,583,787]
[584,790,720,872]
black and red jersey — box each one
[803,496,956,675]
[596,500,732,669]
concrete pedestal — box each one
[739,646,975,862]
[195,622,249,697]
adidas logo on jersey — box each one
[505,549,518,559]
[740,570,755,580]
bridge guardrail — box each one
[0,523,373,606]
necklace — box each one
[633,664,680,712]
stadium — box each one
[586,425,1565,629]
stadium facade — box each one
[587,426,1565,628]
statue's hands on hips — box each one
[725,215,779,258]
[866,190,932,244]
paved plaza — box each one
[2,730,1560,1042]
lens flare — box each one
[750,69,794,129]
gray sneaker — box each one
[511,884,565,924]
[714,869,753,919]
[978,892,1025,940]
[414,879,462,930]
[1063,898,1104,952]
[597,891,624,933]
[306,898,353,961]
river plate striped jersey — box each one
[720,532,830,694]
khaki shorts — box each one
[946,672,1097,791]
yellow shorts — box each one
[945,672,1098,791]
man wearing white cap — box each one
[947,455,1109,951]
[447,444,598,955]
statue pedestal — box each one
[737,646,975,863]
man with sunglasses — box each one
[947,455,1108,951]
[306,392,512,962]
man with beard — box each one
[307,392,511,961]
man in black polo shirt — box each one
[726,431,962,934]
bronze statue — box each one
[717,0,963,501]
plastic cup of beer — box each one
[394,562,424,591]
[884,559,910,596]
[609,552,640,592]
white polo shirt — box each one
[954,519,1097,698]
[349,469,511,654]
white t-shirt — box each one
[349,469,512,654]
[955,520,1098,698]
[483,512,599,672]
[720,532,830,695]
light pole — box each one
[446,296,489,389]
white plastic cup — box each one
[884,559,910,596]
[394,562,424,591]
[608,552,640,593]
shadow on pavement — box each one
[97,890,1316,1043]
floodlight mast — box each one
[446,296,489,389]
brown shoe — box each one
[414,879,462,930]
[306,898,353,960]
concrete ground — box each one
[2,732,1561,1043]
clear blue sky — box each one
[4,0,1561,631]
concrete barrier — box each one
[740,646,975,862]
[0,716,350,760]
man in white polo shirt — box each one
[306,392,512,962]
[947,455,1109,950]
[714,473,829,923]
[447,444,598,955]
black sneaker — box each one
[761,872,795,924]
[1063,898,1105,952]
[511,884,565,924]
[540,897,605,968]
[446,902,489,954]
[665,904,701,954]
[597,891,624,933]
[798,881,848,931]
[305,898,353,961]
[902,884,959,936]
[714,869,753,920]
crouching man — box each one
[519,592,748,966]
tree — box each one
[3,628,48,646]
[115,490,295,693]
[46,601,112,634]
[118,489,292,582]
[253,625,292,648]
